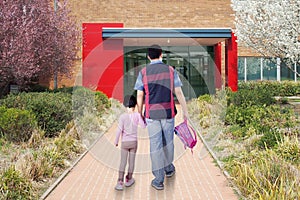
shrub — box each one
[225,105,258,127]
[0,88,111,137]
[226,104,296,131]
[197,99,212,129]
[95,91,111,113]
[198,94,212,104]
[74,112,102,147]
[54,131,83,159]
[52,86,76,94]
[255,129,282,149]
[238,81,300,96]
[196,93,227,129]
[0,92,72,137]
[72,87,110,118]
[217,81,300,199]
[225,125,250,138]
[0,106,37,143]
[227,88,276,108]
[0,166,35,200]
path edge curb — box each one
[40,126,114,200]
[40,147,89,200]
[40,130,113,200]
[40,100,120,200]
[40,129,107,200]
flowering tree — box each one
[231,0,300,75]
[0,0,79,94]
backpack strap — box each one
[184,119,197,142]
[169,66,175,118]
[141,67,150,118]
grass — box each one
[0,138,11,155]
[188,90,300,200]
[225,150,300,199]
[0,99,120,199]
[0,127,82,199]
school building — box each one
[58,0,299,101]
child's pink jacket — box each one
[114,112,146,145]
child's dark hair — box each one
[148,44,162,59]
[123,95,137,108]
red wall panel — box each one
[225,32,238,91]
[82,23,124,101]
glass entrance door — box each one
[124,46,215,99]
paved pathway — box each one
[45,107,238,200]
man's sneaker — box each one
[124,178,135,187]
[166,170,176,178]
[151,180,164,190]
[115,181,124,191]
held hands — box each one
[140,113,146,125]
[139,113,145,121]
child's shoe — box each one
[115,181,124,191]
[124,178,135,187]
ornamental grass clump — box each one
[54,130,83,160]
[193,81,300,199]
[0,166,35,200]
[226,150,300,199]
[275,136,300,165]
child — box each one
[114,95,146,191]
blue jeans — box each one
[146,118,175,185]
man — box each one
[134,44,189,190]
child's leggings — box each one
[118,141,137,181]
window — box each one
[238,57,298,82]
[246,57,261,80]
[281,62,294,81]
[262,58,276,81]
[238,57,245,81]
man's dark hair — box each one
[148,44,162,59]
[123,95,137,108]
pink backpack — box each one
[174,120,197,153]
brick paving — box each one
[45,107,238,200]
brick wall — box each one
[56,0,252,88]
[68,0,234,28]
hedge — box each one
[0,106,37,142]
